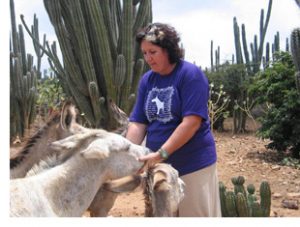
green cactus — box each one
[10,0,38,140]
[225,191,238,217]
[290,28,300,92]
[251,201,264,217]
[231,0,273,134]
[231,176,247,198]
[272,31,280,54]
[246,184,257,216]
[32,14,46,79]
[260,181,271,217]
[21,0,152,129]
[219,177,271,217]
[236,192,249,217]
[219,181,229,217]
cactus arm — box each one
[233,17,243,64]
[257,0,273,64]
[241,24,251,74]
[133,0,150,35]
[119,0,134,112]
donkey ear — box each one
[50,131,101,151]
[80,139,110,160]
[60,101,77,130]
[103,175,142,193]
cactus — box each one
[225,191,238,217]
[31,14,46,79]
[231,176,247,198]
[219,177,271,217]
[290,28,300,92]
[251,201,264,217]
[219,181,229,217]
[20,0,152,129]
[210,40,220,72]
[260,181,271,217]
[236,192,249,217]
[246,184,257,216]
[10,0,38,140]
[231,0,273,134]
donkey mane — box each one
[25,154,62,177]
[10,113,61,169]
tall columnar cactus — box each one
[219,176,272,217]
[233,0,272,74]
[231,0,272,133]
[272,31,280,55]
[10,0,38,140]
[210,40,220,72]
[290,28,300,92]
[31,14,46,79]
[21,0,152,129]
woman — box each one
[126,22,221,217]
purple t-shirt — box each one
[129,60,216,176]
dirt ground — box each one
[10,119,300,217]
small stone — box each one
[287,193,300,198]
[282,199,299,210]
[271,165,281,170]
[273,193,283,198]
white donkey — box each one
[10,130,150,217]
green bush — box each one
[37,75,66,118]
[206,63,248,132]
[249,52,300,159]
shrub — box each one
[249,52,300,159]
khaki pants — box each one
[178,163,221,217]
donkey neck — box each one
[10,115,64,178]
[35,154,108,217]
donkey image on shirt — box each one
[151,96,164,115]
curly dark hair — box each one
[136,23,184,64]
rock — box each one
[281,199,299,210]
[287,193,300,198]
[271,165,281,170]
[273,193,283,198]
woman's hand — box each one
[137,151,163,173]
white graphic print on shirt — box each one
[146,86,174,123]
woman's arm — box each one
[162,115,202,155]
[126,122,147,145]
[139,115,202,162]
